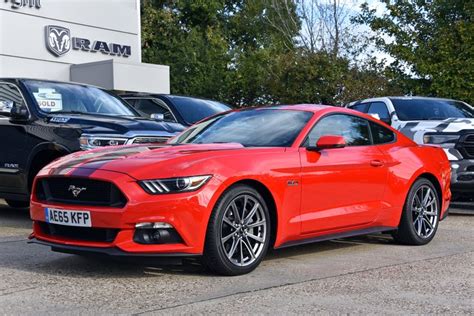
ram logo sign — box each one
[46,25,71,57]
[44,25,132,58]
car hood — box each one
[47,113,185,136]
[45,143,263,179]
[395,118,474,143]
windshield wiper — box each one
[193,141,246,147]
[49,111,137,120]
[426,117,447,120]
[50,111,85,115]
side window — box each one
[349,103,369,113]
[0,82,24,116]
[370,121,395,144]
[125,99,137,106]
[304,114,371,147]
[367,102,390,120]
[131,99,176,122]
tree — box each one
[141,0,300,106]
[141,1,232,101]
[356,0,474,104]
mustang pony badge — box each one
[68,185,87,198]
[45,25,71,57]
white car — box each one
[347,96,474,200]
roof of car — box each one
[349,96,461,106]
[121,93,226,103]
[268,104,333,112]
[0,78,103,89]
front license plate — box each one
[45,208,91,227]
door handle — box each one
[370,160,384,167]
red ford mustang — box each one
[29,105,451,275]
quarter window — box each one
[304,114,371,147]
[370,121,395,144]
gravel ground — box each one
[0,200,472,315]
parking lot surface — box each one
[0,200,472,315]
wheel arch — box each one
[210,178,279,249]
[26,143,71,190]
[416,172,443,211]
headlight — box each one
[139,175,212,194]
[423,134,460,147]
[79,135,128,150]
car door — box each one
[0,82,29,192]
[299,114,389,234]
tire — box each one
[204,184,271,276]
[5,199,29,208]
[392,178,440,245]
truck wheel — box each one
[204,185,271,276]
[5,199,29,208]
[392,178,440,245]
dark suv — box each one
[0,79,184,208]
[121,94,231,127]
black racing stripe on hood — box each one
[70,167,98,177]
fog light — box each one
[133,222,182,245]
[451,163,460,169]
[135,222,173,229]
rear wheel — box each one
[204,185,271,276]
[392,178,440,245]
[5,199,29,208]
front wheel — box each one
[204,185,271,276]
[392,178,440,245]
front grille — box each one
[39,222,118,243]
[458,134,474,159]
[131,136,169,144]
[35,177,127,208]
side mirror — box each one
[150,113,164,121]
[307,135,346,151]
[9,102,29,121]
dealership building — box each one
[0,0,170,93]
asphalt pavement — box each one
[0,200,472,315]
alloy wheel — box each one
[220,194,267,267]
[411,185,438,239]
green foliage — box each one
[143,0,456,107]
[141,0,300,106]
[357,0,474,104]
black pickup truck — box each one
[0,78,184,207]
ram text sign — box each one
[4,0,41,9]
[45,25,131,58]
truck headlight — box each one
[423,134,460,148]
[79,135,128,150]
[139,175,212,194]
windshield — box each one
[168,96,231,124]
[170,109,313,147]
[392,98,474,120]
[23,80,138,117]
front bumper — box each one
[28,238,199,259]
[29,169,222,256]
